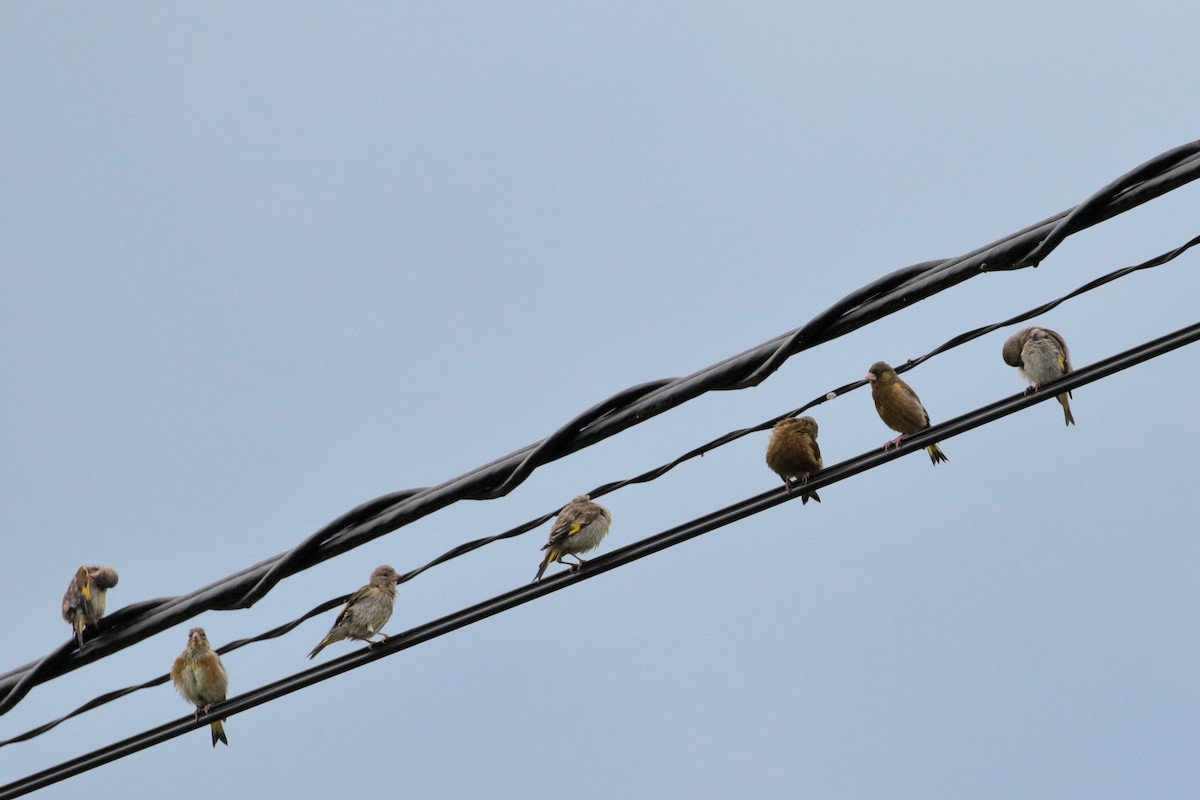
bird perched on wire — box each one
[1002,326,1075,426]
[533,495,612,583]
[765,416,823,504]
[866,361,949,464]
[171,627,229,747]
[307,565,402,659]
[61,565,119,647]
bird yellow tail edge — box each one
[1058,393,1075,426]
[307,637,330,660]
[532,548,556,583]
[211,719,228,747]
[926,443,949,465]
[74,618,86,648]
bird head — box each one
[774,416,818,437]
[187,627,211,652]
[866,362,897,385]
[89,566,119,590]
[370,565,401,589]
[1002,328,1032,367]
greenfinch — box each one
[61,565,119,647]
[1002,326,1075,426]
[765,416,823,504]
[307,565,401,659]
[533,495,612,583]
[866,361,949,464]
[171,627,229,747]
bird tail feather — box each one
[1058,394,1075,426]
[211,720,228,747]
[532,548,556,583]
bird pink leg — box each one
[1024,383,1043,395]
[883,434,906,450]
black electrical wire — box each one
[6,226,1195,751]
[734,142,1200,387]
[2,142,1197,716]
[392,230,1200,559]
[0,597,346,748]
[2,220,1198,724]
[4,318,1198,799]
[1008,141,1200,270]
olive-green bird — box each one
[61,565,119,647]
[171,627,229,747]
[308,565,402,659]
[866,361,949,464]
[765,416,823,504]
[1002,326,1075,426]
[533,495,612,583]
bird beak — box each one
[865,373,875,382]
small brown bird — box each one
[866,361,949,464]
[533,495,612,583]
[61,565,119,647]
[171,627,229,747]
[1002,326,1075,426]
[308,565,401,659]
[765,416,823,504]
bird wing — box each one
[1043,329,1072,372]
[808,436,822,466]
[545,504,599,547]
[170,654,187,686]
[62,584,81,619]
[894,380,932,428]
[332,586,372,626]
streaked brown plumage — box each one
[866,361,948,465]
[765,416,823,504]
[533,495,612,583]
[308,565,401,659]
[61,565,119,647]
[1002,326,1075,426]
[171,627,229,747]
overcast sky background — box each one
[1,3,1197,798]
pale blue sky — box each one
[1,3,1197,798]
